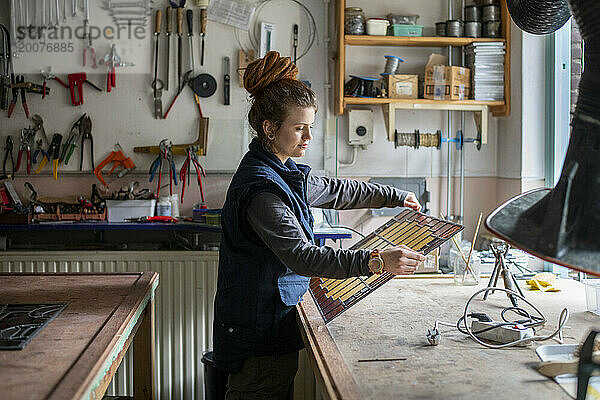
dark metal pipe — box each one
[506,0,571,34]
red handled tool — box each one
[67,73,102,106]
[99,44,133,93]
[179,145,205,203]
[14,128,34,175]
[7,75,29,118]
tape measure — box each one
[189,73,217,98]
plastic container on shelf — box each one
[205,210,222,226]
[391,24,423,37]
[366,18,389,36]
[106,199,156,223]
[170,194,180,218]
[156,197,172,217]
[193,202,208,222]
[387,14,419,25]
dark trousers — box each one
[225,351,299,400]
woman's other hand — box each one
[380,245,425,275]
[404,192,421,211]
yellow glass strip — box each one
[412,236,434,251]
[327,279,365,298]
[324,278,355,293]
[339,284,366,301]
[404,227,431,247]
[370,222,417,249]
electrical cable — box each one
[235,0,318,62]
[321,209,366,239]
[433,287,569,349]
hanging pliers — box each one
[3,136,14,178]
[179,145,206,203]
[60,114,86,165]
[31,114,49,149]
[15,127,34,174]
[149,139,177,197]
[49,133,63,180]
[7,75,29,118]
[35,133,62,177]
[79,115,93,171]
[149,139,168,197]
[32,139,50,165]
[166,143,178,196]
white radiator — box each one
[0,251,320,400]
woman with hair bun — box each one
[214,51,424,399]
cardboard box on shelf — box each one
[424,65,471,100]
[385,74,419,99]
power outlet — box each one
[348,109,373,146]
[471,320,534,346]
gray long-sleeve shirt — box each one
[246,175,408,279]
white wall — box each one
[521,32,546,181]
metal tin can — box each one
[482,5,500,22]
[446,19,464,37]
[465,21,481,38]
[435,21,447,36]
[483,20,501,37]
[465,5,481,22]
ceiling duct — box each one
[486,0,600,275]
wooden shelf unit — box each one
[334,0,512,140]
[345,35,506,47]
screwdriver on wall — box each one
[199,8,206,66]
[153,9,163,119]
[186,9,195,72]
[177,7,184,89]
[293,24,298,64]
[165,6,172,91]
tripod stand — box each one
[483,243,525,307]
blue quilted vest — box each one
[213,139,315,373]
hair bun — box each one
[243,51,298,97]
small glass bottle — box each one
[345,7,365,35]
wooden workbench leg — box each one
[133,299,156,400]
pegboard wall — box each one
[0,0,326,174]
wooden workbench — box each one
[0,272,159,400]
[298,277,600,399]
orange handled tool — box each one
[94,147,136,187]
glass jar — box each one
[345,7,365,35]
[451,241,481,285]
